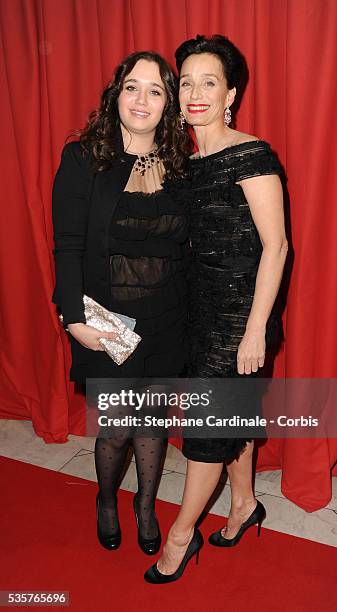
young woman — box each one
[145,35,288,583]
[52,51,191,555]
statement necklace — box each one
[132,147,160,176]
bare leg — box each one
[222,440,257,538]
[157,459,223,575]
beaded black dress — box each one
[164,140,283,463]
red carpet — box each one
[1,456,336,612]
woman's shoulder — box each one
[60,139,88,162]
[226,131,261,147]
[187,131,282,185]
[188,133,274,169]
[223,134,282,181]
[58,140,96,176]
[224,135,274,163]
[225,131,272,154]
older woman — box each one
[145,34,288,583]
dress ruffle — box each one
[108,189,189,334]
[119,189,188,217]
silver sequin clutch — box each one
[59,294,141,365]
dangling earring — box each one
[224,106,232,126]
[179,111,186,130]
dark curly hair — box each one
[70,51,192,179]
[175,34,248,113]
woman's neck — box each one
[193,123,234,157]
[121,124,156,155]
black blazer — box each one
[52,141,135,381]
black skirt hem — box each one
[182,438,253,464]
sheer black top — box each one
[107,155,189,335]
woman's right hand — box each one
[67,323,118,351]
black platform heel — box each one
[208,499,266,547]
[144,529,203,584]
[96,493,121,550]
[133,493,161,555]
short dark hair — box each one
[175,34,246,91]
[72,51,191,178]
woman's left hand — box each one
[237,328,266,375]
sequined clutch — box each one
[59,294,141,365]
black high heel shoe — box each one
[144,529,203,584]
[96,493,121,550]
[133,493,161,555]
[208,499,266,547]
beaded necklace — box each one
[132,148,160,176]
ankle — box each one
[231,496,256,511]
[168,524,194,547]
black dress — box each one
[164,140,283,463]
[84,153,189,381]
[107,184,188,375]
[52,143,189,387]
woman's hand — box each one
[67,323,118,351]
[237,327,266,375]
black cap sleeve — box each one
[234,142,283,183]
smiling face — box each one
[117,59,167,137]
[179,53,236,127]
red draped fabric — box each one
[0,0,336,511]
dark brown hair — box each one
[175,34,247,91]
[71,51,192,178]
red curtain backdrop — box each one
[1,0,336,511]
